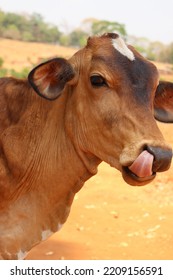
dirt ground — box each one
[0,38,76,71]
[26,122,173,260]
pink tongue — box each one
[129,150,154,178]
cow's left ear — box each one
[28,58,75,100]
[154,81,173,123]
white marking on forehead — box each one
[112,37,135,61]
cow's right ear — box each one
[28,58,75,100]
[154,81,173,123]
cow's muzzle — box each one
[122,145,172,186]
[146,145,172,173]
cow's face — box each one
[28,33,173,186]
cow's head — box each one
[28,33,173,186]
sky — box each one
[0,0,173,44]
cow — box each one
[0,33,173,260]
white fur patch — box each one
[112,37,135,61]
[57,223,63,231]
[41,229,53,241]
[41,224,63,242]
[17,250,28,260]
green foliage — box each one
[0,57,4,67]
[129,36,173,63]
[0,65,30,79]
[0,54,30,78]
[0,9,128,47]
[0,68,8,77]
[0,57,7,77]
[59,34,70,46]
[159,43,173,64]
[91,20,127,37]
[68,30,88,47]
[2,24,21,40]
[0,10,61,43]
[10,67,30,78]
[22,31,34,41]
[145,41,165,61]
[0,9,173,63]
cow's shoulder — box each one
[0,77,32,128]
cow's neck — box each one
[0,90,100,259]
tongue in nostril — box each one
[128,150,154,178]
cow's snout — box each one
[121,143,172,186]
[146,145,172,173]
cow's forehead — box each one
[86,33,135,61]
[86,33,158,81]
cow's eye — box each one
[90,75,107,87]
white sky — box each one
[0,0,173,44]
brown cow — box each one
[0,33,173,259]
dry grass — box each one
[154,61,173,81]
[0,38,77,71]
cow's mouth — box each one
[122,150,156,186]
[122,166,156,186]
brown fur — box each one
[0,33,172,259]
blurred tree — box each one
[29,13,61,42]
[0,57,4,67]
[159,43,173,63]
[46,26,62,43]
[0,8,172,64]
[2,24,21,40]
[146,41,165,61]
[127,36,167,61]
[0,10,61,43]
[166,43,173,63]
[80,18,98,34]
[22,31,34,41]
[0,10,5,36]
[29,13,45,41]
[67,18,127,47]
[68,29,88,47]
[59,34,71,46]
[91,20,127,37]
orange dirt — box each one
[1,39,173,260]
[0,38,76,71]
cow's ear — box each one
[28,58,75,100]
[154,81,173,123]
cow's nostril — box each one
[146,145,172,172]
